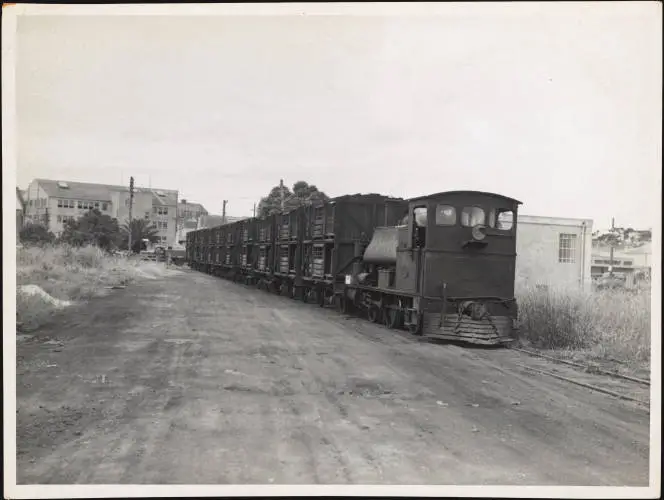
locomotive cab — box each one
[401,190,522,343]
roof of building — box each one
[178,201,208,213]
[617,242,652,255]
[33,178,178,205]
[518,214,594,227]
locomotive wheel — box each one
[384,307,402,329]
[367,305,381,323]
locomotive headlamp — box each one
[471,224,487,241]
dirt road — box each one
[16,269,650,485]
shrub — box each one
[516,285,651,366]
[19,222,55,246]
[16,243,175,331]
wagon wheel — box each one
[407,312,423,335]
[367,305,382,323]
[384,307,402,329]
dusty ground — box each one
[16,269,650,485]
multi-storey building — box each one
[22,178,179,246]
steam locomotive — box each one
[186,190,521,345]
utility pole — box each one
[222,200,227,225]
[128,176,135,252]
[253,202,257,218]
[609,217,615,277]
[279,178,285,211]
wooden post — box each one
[128,176,135,252]
[280,179,285,211]
[609,217,615,277]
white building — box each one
[515,215,594,291]
[22,178,179,246]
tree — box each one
[60,209,121,251]
[257,181,329,217]
[120,218,160,253]
[19,222,55,246]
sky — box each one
[12,3,662,230]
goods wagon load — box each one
[186,189,521,346]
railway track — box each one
[508,346,650,410]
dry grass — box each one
[16,244,176,331]
[516,285,652,371]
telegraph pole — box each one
[253,202,257,218]
[609,217,615,277]
[279,178,285,211]
[128,176,135,252]
[222,200,227,225]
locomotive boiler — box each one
[186,190,521,345]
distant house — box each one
[177,200,208,221]
[591,242,652,287]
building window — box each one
[57,199,63,208]
[461,206,485,227]
[558,233,577,264]
[435,205,456,226]
[154,206,168,216]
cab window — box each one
[435,205,456,226]
[413,207,427,227]
[488,209,514,231]
[461,206,485,227]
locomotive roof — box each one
[408,190,522,205]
